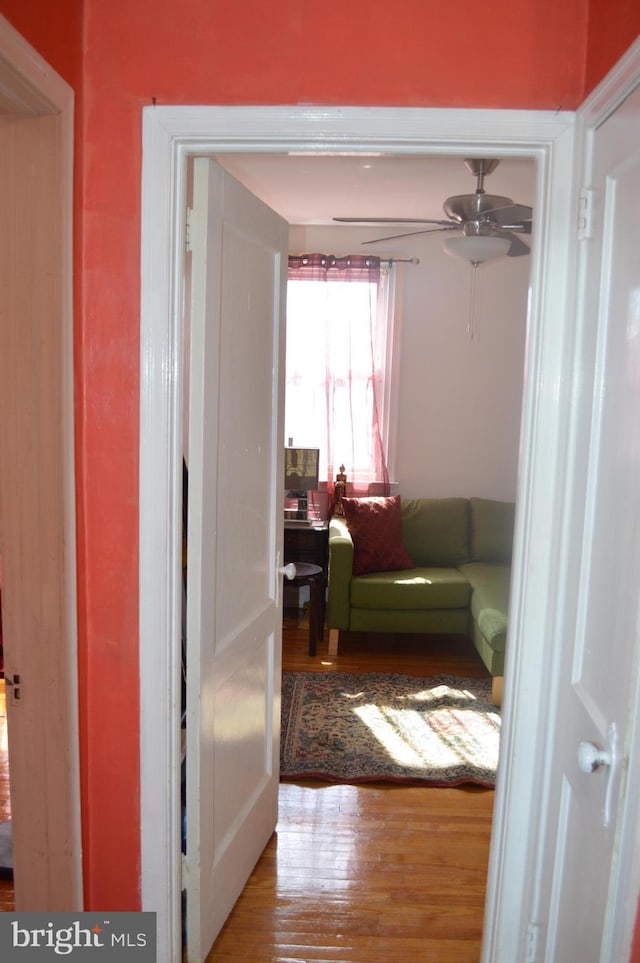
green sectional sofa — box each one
[326,496,515,704]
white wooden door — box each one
[533,82,640,960]
[184,157,288,962]
[0,104,80,908]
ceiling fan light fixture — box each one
[443,234,511,265]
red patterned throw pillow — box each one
[341,495,415,576]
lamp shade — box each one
[443,235,511,264]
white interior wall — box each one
[289,222,530,503]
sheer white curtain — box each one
[286,254,391,515]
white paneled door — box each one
[534,80,640,961]
[184,157,288,962]
[0,21,80,910]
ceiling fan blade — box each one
[499,219,532,235]
[496,230,531,257]
[483,203,534,226]
[333,216,454,226]
[361,225,457,245]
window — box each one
[285,254,398,501]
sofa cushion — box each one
[459,562,510,651]
[400,498,470,567]
[350,567,471,611]
[469,497,515,563]
[341,495,415,576]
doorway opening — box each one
[202,150,531,959]
[139,105,576,963]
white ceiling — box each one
[213,153,537,226]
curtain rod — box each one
[289,254,420,267]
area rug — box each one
[280,672,500,787]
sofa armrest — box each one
[327,516,354,629]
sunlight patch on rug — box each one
[280,672,500,787]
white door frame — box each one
[0,15,81,908]
[140,104,578,962]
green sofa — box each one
[326,496,515,703]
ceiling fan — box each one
[333,158,533,260]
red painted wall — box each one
[85,0,589,111]
[633,908,640,963]
[0,0,82,88]
[585,0,640,94]
[1,0,639,924]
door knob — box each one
[577,724,620,828]
[577,741,611,773]
[279,562,297,580]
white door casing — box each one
[526,58,640,962]
[0,15,81,910]
[139,104,590,962]
[184,157,288,960]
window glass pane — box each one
[285,272,390,487]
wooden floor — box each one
[205,609,495,962]
[0,613,495,960]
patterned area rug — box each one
[281,671,500,787]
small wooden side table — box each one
[283,522,328,574]
[288,561,325,656]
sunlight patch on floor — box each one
[353,700,500,771]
